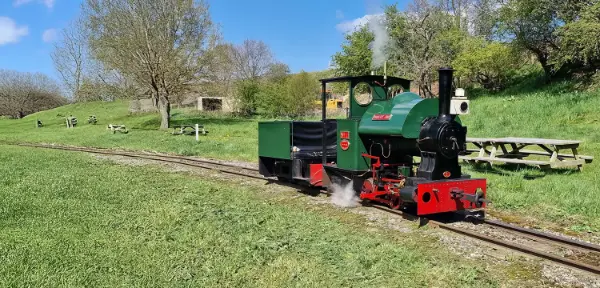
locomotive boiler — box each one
[258,67,487,215]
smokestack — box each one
[438,67,454,117]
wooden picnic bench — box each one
[172,124,208,142]
[460,137,593,170]
[107,124,129,134]
[172,124,208,136]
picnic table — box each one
[172,124,208,136]
[172,124,208,142]
[107,124,129,134]
[460,137,593,170]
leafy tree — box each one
[285,71,319,117]
[453,38,524,90]
[556,2,600,70]
[234,80,261,116]
[84,0,216,129]
[332,25,374,77]
[498,0,560,79]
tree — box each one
[0,70,67,118]
[51,16,88,101]
[84,0,216,129]
[284,71,319,117]
[498,0,560,79]
[556,2,600,70]
[332,25,374,77]
[231,39,278,80]
[453,37,524,90]
[387,2,455,97]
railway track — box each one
[16,143,600,275]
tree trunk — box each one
[158,96,170,129]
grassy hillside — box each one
[0,100,260,161]
[0,81,598,232]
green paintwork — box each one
[258,121,291,159]
[359,92,463,138]
[336,119,369,171]
[350,84,387,120]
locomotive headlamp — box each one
[450,88,469,115]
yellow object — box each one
[314,99,344,109]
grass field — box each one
[0,145,501,287]
[0,79,598,233]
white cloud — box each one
[335,14,383,33]
[13,0,55,9]
[0,17,29,46]
[42,28,57,43]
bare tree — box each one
[51,17,88,101]
[231,40,276,80]
[0,70,67,118]
[83,0,216,128]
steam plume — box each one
[330,181,360,208]
[366,0,389,69]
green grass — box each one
[1,81,599,233]
[461,81,600,232]
[0,100,261,161]
[0,145,498,287]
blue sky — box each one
[0,0,408,80]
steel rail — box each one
[482,219,600,253]
[434,220,600,275]
[18,143,259,172]
[373,206,600,275]
[13,143,600,275]
[18,143,263,179]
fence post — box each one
[195,124,199,142]
[66,118,69,128]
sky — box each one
[0,0,409,80]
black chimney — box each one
[438,67,454,117]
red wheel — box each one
[361,178,374,194]
[389,195,402,210]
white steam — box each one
[367,16,389,70]
[366,0,389,70]
[330,181,360,208]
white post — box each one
[195,124,199,142]
[66,118,69,128]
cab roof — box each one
[318,75,412,87]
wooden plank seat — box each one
[462,137,592,170]
[460,156,550,167]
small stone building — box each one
[197,96,234,112]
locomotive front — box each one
[355,67,488,215]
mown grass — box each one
[0,100,260,161]
[1,80,599,233]
[0,145,497,287]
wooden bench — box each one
[66,116,78,128]
[107,124,128,134]
[460,137,593,170]
[172,124,208,141]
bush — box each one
[453,38,524,91]
[257,71,319,118]
[234,80,261,116]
